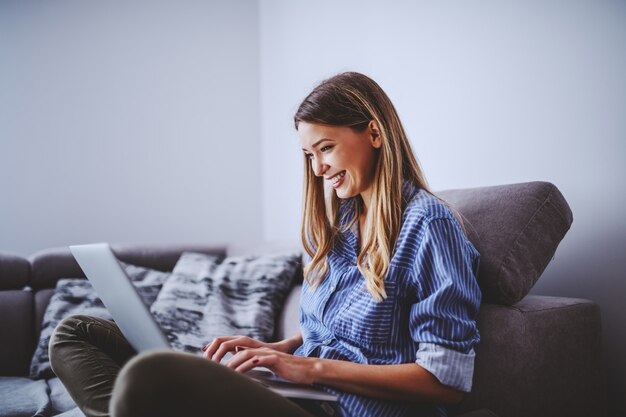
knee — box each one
[49,315,90,372]
[51,314,92,340]
[110,350,178,417]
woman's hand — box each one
[207,337,463,404]
[224,347,319,385]
[203,336,271,363]
[203,333,302,364]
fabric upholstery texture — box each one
[0,253,30,290]
[0,291,34,376]
[449,295,605,417]
[150,251,301,353]
[437,181,573,305]
[0,377,50,417]
[34,289,55,344]
[276,283,303,341]
[29,263,171,379]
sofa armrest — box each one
[0,290,34,376]
[0,252,30,290]
[275,284,302,342]
[451,295,606,417]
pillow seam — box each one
[495,189,554,304]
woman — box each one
[50,72,481,417]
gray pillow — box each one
[32,251,302,379]
[437,181,573,305]
[150,252,301,354]
[29,262,170,379]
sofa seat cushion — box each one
[0,377,50,417]
[48,378,83,417]
[0,377,86,417]
[48,409,84,417]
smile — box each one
[328,171,346,188]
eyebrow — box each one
[302,138,332,152]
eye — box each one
[320,145,333,152]
[304,152,314,159]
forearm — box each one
[310,359,464,405]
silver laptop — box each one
[69,243,337,402]
[70,243,170,351]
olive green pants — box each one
[49,315,334,417]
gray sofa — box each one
[0,182,607,417]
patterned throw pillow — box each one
[31,252,302,379]
[150,252,301,354]
[29,262,171,379]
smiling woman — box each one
[299,123,381,199]
[49,72,481,417]
[206,73,479,416]
[294,73,435,302]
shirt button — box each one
[330,285,336,292]
[322,339,330,345]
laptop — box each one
[69,243,337,402]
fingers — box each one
[202,336,260,363]
[203,336,237,362]
[227,348,279,374]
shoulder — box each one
[402,188,459,235]
[392,187,475,268]
[400,179,457,223]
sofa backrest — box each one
[437,181,572,305]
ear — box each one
[369,120,382,149]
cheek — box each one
[351,155,375,180]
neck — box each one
[360,190,372,215]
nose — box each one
[311,156,327,177]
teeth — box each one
[330,171,345,184]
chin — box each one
[334,187,357,200]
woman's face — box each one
[298,121,381,201]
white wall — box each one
[0,0,262,255]
[260,1,626,415]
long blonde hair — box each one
[295,72,430,301]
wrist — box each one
[267,340,287,353]
[308,357,326,385]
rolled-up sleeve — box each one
[410,217,482,392]
[415,343,476,392]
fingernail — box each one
[202,345,208,352]
[235,345,247,353]
[253,359,259,364]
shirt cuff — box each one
[414,343,475,392]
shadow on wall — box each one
[532,224,626,417]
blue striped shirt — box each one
[294,181,481,417]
